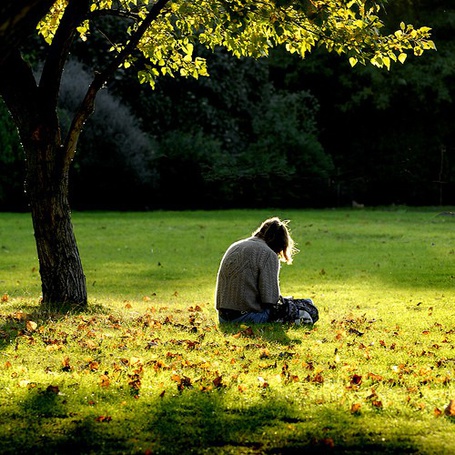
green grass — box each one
[0,207,455,454]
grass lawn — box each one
[0,207,454,454]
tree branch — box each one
[63,0,172,166]
[39,0,91,108]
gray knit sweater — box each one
[215,236,281,313]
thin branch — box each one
[39,0,91,108]
[89,8,141,22]
[63,0,172,166]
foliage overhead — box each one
[38,0,436,90]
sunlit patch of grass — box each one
[0,208,455,453]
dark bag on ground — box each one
[269,296,319,325]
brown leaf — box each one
[367,372,383,382]
[89,361,99,371]
[444,400,455,416]
[351,403,361,414]
[434,407,443,417]
[1,294,8,302]
[213,375,223,388]
[46,385,60,394]
[233,326,254,338]
[14,311,28,321]
[95,415,112,423]
[99,374,110,388]
[350,374,362,386]
[62,356,71,372]
[171,373,181,382]
[320,438,334,448]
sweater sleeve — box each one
[257,251,280,306]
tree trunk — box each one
[0,0,170,309]
[0,50,87,309]
[26,139,87,308]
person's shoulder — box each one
[227,237,262,251]
[248,237,275,254]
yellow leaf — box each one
[349,57,358,67]
[398,53,407,64]
[26,321,37,332]
[383,56,391,70]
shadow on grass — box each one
[0,301,111,351]
[217,321,318,346]
[0,305,427,454]
[0,387,425,454]
[219,322,293,345]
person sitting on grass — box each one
[215,217,318,325]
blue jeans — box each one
[218,309,270,324]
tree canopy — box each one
[39,0,435,88]
[0,0,437,307]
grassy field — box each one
[0,208,454,454]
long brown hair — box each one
[253,217,298,264]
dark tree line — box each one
[1,0,453,211]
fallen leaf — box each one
[14,311,28,321]
[95,415,112,423]
[350,374,362,386]
[99,374,110,388]
[62,357,72,372]
[46,385,60,394]
[367,372,383,382]
[319,438,334,448]
[351,403,361,414]
[444,400,455,416]
[89,360,99,371]
[213,375,223,388]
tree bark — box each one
[0,49,87,309]
[0,0,171,309]
[26,138,87,308]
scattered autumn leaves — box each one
[1,303,455,429]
